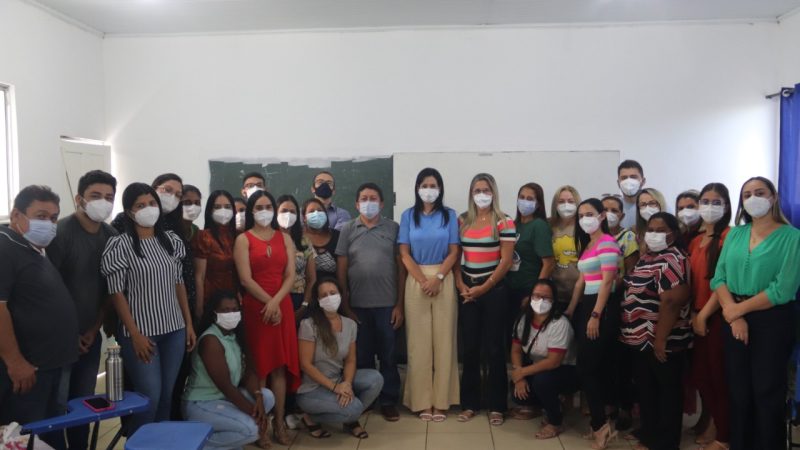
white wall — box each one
[103,22,782,211]
[778,12,800,85]
[0,0,105,206]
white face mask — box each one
[640,206,660,221]
[358,201,381,219]
[183,204,202,221]
[83,199,114,223]
[677,208,701,227]
[158,192,180,214]
[277,212,297,229]
[557,203,577,219]
[579,216,601,234]
[134,206,160,228]
[517,199,537,216]
[418,188,440,204]
[530,297,552,315]
[245,186,263,199]
[473,193,493,209]
[644,231,669,252]
[212,208,234,225]
[743,196,772,219]
[699,204,725,224]
[619,178,642,197]
[319,294,342,312]
[606,212,620,228]
[254,210,274,227]
[235,211,245,229]
[215,311,241,331]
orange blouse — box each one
[193,228,239,306]
[688,227,729,311]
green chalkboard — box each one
[208,157,394,219]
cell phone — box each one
[83,396,115,412]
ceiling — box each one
[29,0,800,35]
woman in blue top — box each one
[711,176,800,450]
[398,168,461,422]
[182,290,275,450]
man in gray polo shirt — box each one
[336,182,405,421]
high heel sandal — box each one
[590,422,618,450]
[301,415,331,439]
[344,421,369,439]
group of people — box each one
[1,159,799,450]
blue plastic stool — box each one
[124,421,212,450]
[21,391,149,450]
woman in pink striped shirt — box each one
[565,198,621,449]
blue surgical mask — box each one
[306,210,328,229]
[517,199,536,216]
[19,216,57,248]
[358,201,380,219]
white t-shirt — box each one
[513,315,576,366]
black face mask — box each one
[315,183,333,199]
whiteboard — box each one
[392,151,621,221]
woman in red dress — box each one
[234,190,300,445]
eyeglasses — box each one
[699,199,725,207]
[472,188,492,195]
[639,200,660,208]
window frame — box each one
[0,82,18,223]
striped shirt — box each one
[459,215,516,278]
[620,246,691,352]
[576,234,621,295]
[101,231,186,337]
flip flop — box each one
[457,409,477,422]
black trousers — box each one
[612,341,636,412]
[459,278,508,412]
[574,292,620,430]
[723,303,795,450]
[511,364,578,426]
[632,349,684,450]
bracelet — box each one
[331,382,338,392]
[253,391,263,397]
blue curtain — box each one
[780,83,800,227]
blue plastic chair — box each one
[124,421,212,450]
[21,391,149,450]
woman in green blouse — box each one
[710,176,800,450]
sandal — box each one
[419,411,433,422]
[488,411,504,426]
[272,417,292,446]
[344,421,368,439]
[301,415,331,439]
[535,423,563,440]
[457,409,477,422]
[509,407,536,420]
[590,422,618,450]
[432,412,447,423]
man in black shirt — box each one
[0,185,78,446]
[47,171,117,450]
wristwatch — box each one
[590,311,601,319]
[436,273,445,281]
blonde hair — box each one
[549,185,581,227]
[460,173,507,240]
[635,187,668,239]
[735,176,790,225]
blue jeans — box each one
[352,307,399,405]
[296,369,383,424]
[60,334,102,450]
[183,388,275,450]
[118,328,186,433]
[512,364,578,426]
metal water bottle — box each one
[105,342,124,402]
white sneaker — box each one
[285,413,301,430]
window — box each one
[0,83,17,222]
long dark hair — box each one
[276,194,306,251]
[698,183,731,280]
[244,190,278,231]
[676,190,701,242]
[513,279,562,353]
[121,182,175,258]
[198,289,246,351]
[308,277,343,357]
[203,190,237,250]
[151,173,186,241]
[515,182,547,225]
[302,198,330,233]
[412,167,450,228]
[648,212,687,252]
[574,198,610,258]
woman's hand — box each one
[334,382,353,407]
[132,332,155,363]
[730,318,749,345]
[653,338,667,363]
[421,278,442,297]
[692,312,708,337]
[185,326,197,352]
[586,317,600,340]
[513,380,529,400]
[722,301,744,324]
[261,300,281,325]
[510,367,526,383]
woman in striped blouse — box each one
[454,173,515,426]
[101,182,196,433]
[565,198,621,449]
